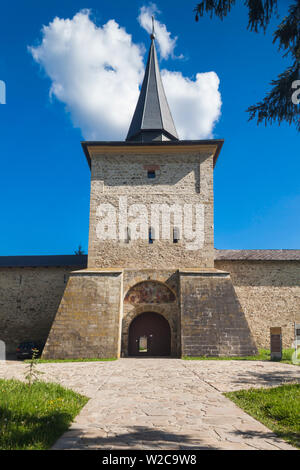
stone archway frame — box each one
[121,304,177,358]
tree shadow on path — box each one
[53,425,224,450]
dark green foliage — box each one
[194,0,300,130]
[74,244,85,255]
[247,63,300,130]
[195,0,279,30]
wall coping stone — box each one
[179,269,230,278]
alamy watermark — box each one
[292,324,300,365]
[0,80,6,104]
[292,342,300,365]
[96,197,205,250]
[291,80,300,105]
[0,340,6,362]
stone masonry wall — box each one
[42,271,123,359]
[0,267,73,354]
[214,260,300,349]
[88,151,214,269]
[180,271,257,357]
[1,260,299,357]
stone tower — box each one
[42,31,257,359]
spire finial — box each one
[150,15,156,40]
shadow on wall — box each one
[215,261,300,287]
[180,274,258,357]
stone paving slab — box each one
[0,359,299,450]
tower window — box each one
[149,227,155,244]
[173,227,180,244]
[147,170,156,179]
[126,227,131,244]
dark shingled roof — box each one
[81,139,224,170]
[0,255,88,268]
[0,252,300,267]
[215,250,300,261]
[126,35,179,143]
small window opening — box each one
[126,227,131,244]
[173,227,180,243]
[147,170,156,179]
[149,227,155,244]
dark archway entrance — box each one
[128,312,171,357]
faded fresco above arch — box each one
[124,281,176,305]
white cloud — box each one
[29,10,144,140]
[29,9,222,141]
[162,70,222,140]
[137,3,179,60]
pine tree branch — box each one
[273,1,300,58]
[246,0,278,33]
[194,0,278,31]
[194,0,236,21]
[194,0,299,131]
[247,62,300,130]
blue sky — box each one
[0,0,299,255]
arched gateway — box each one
[128,312,171,357]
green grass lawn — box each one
[225,384,300,449]
[0,379,88,450]
[25,357,117,364]
[183,348,298,365]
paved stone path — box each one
[0,359,299,450]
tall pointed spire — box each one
[126,18,179,143]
